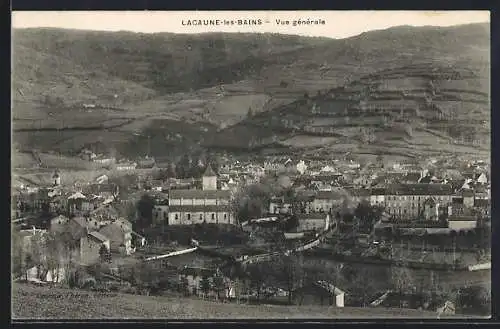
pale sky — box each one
[12,11,489,39]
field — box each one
[12,283,470,319]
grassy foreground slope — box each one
[12,283,473,320]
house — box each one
[168,167,234,226]
[296,213,330,232]
[83,183,119,201]
[447,215,477,231]
[98,219,133,255]
[292,281,345,307]
[153,199,169,225]
[437,301,456,317]
[49,215,70,233]
[115,161,137,171]
[79,231,111,265]
[311,190,345,213]
[476,172,488,185]
[269,196,293,215]
[178,266,230,298]
[26,266,67,284]
[68,216,91,241]
[93,155,116,166]
[462,190,475,208]
[346,188,370,206]
[80,148,97,161]
[95,174,109,184]
[296,160,308,175]
[67,192,92,215]
[137,156,156,169]
[370,188,386,206]
[422,197,439,221]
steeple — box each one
[203,163,216,177]
[202,164,217,190]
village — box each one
[11,151,491,316]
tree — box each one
[180,276,190,296]
[246,263,267,302]
[212,274,226,301]
[391,266,414,308]
[99,244,112,263]
[167,162,177,178]
[11,227,27,280]
[136,194,155,228]
[199,275,211,299]
[176,154,193,179]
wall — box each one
[79,236,103,265]
[448,220,477,231]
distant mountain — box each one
[12,23,490,162]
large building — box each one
[383,184,453,220]
[168,165,235,225]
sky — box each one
[12,11,489,39]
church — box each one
[168,164,235,226]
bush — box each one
[80,277,97,290]
[119,286,138,295]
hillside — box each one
[207,24,490,160]
[12,283,470,319]
[12,23,490,162]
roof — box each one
[474,199,490,207]
[84,183,118,195]
[315,281,345,296]
[169,189,231,200]
[404,172,422,182]
[88,231,110,243]
[315,190,345,200]
[168,205,231,213]
[179,266,216,278]
[50,215,69,223]
[99,221,132,235]
[70,216,88,229]
[448,216,476,222]
[203,164,217,177]
[422,197,437,206]
[68,192,87,200]
[346,188,370,197]
[386,184,453,196]
[296,213,328,221]
[371,188,386,196]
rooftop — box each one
[169,189,231,200]
[169,205,231,213]
[386,184,454,196]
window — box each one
[175,214,179,220]
[211,213,215,220]
[200,214,203,220]
[187,213,191,220]
[224,213,227,220]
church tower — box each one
[53,169,61,186]
[202,164,217,190]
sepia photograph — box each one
[11,10,491,320]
